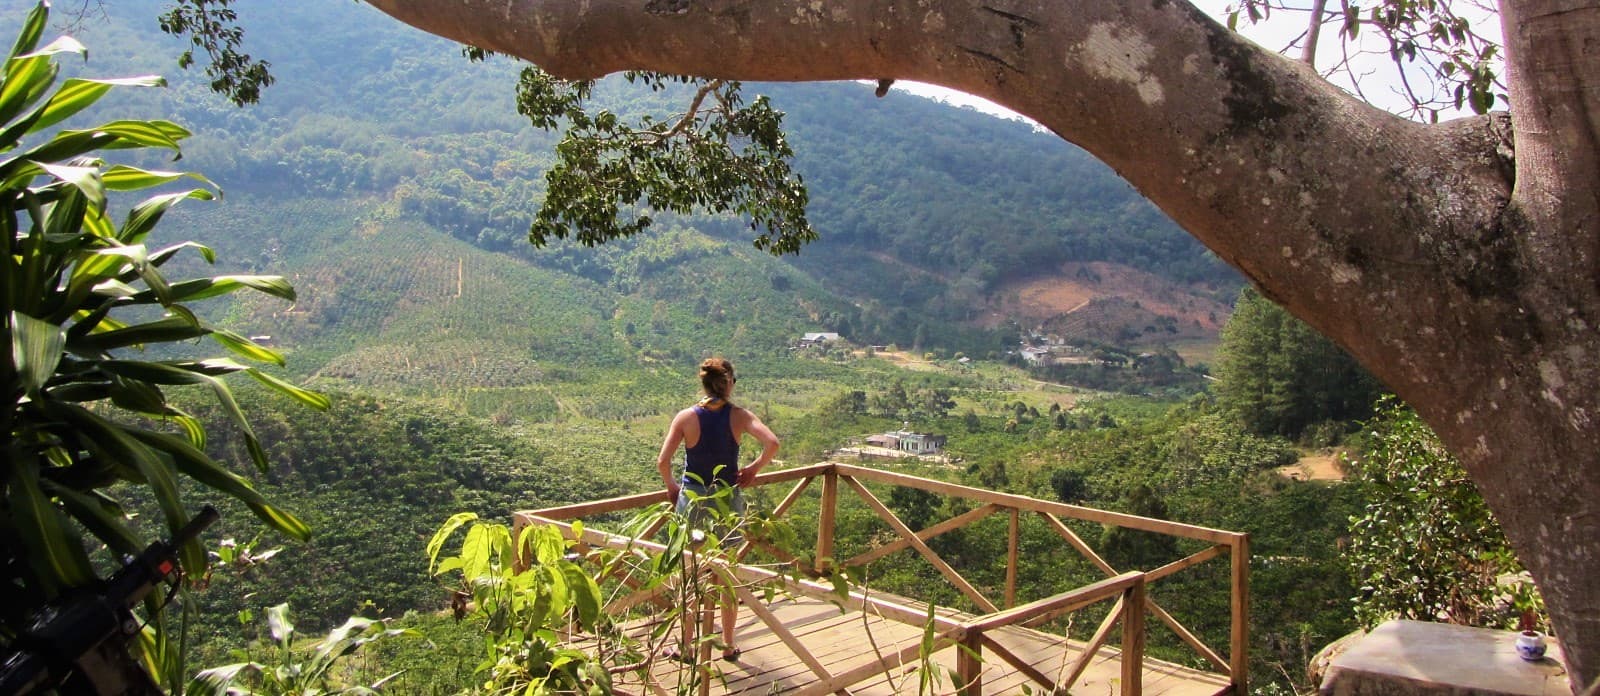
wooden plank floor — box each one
[587,595,1232,696]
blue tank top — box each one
[685,403,739,487]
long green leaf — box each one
[14,35,87,61]
[243,371,328,412]
[100,163,203,192]
[560,562,603,630]
[72,242,145,287]
[119,188,214,244]
[7,455,97,592]
[57,119,190,153]
[0,56,55,129]
[211,330,285,366]
[99,360,213,386]
[147,241,215,267]
[32,76,164,134]
[128,429,310,542]
[10,310,64,395]
[133,275,294,304]
[52,402,192,567]
[42,482,142,560]
[77,315,208,352]
[11,129,116,168]
[7,2,46,62]
[105,374,173,413]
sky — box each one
[889,0,1503,125]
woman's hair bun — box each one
[699,358,735,399]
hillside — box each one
[22,0,1240,366]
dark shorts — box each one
[676,479,747,548]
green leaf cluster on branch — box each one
[1346,397,1543,630]
[1,0,321,643]
[156,0,274,107]
[516,68,816,255]
[1226,0,1503,121]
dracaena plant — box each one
[0,0,325,630]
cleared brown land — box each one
[1275,452,1347,482]
[987,261,1234,345]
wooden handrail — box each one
[962,571,1144,633]
[834,464,1237,543]
[513,462,1249,694]
[843,503,1001,568]
[843,475,999,613]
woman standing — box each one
[655,357,780,661]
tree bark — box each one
[364,0,1600,688]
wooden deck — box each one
[597,594,1231,696]
[519,463,1249,696]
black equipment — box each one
[0,505,219,696]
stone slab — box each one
[1322,620,1569,696]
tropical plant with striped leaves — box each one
[1,0,324,653]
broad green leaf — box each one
[80,200,113,238]
[35,161,104,210]
[99,360,212,386]
[428,512,479,573]
[560,562,603,629]
[211,330,284,366]
[32,77,164,134]
[247,369,331,411]
[11,310,64,394]
[266,603,295,645]
[12,129,117,168]
[7,456,97,591]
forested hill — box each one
[18,0,1237,359]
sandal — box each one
[661,647,694,664]
[722,647,742,662]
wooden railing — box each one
[514,462,1249,696]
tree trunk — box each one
[363,0,1600,687]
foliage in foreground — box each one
[188,603,417,695]
[1346,397,1544,630]
[0,3,321,685]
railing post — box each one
[1121,574,1145,696]
[1230,532,1251,695]
[1006,507,1020,609]
[816,468,837,574]
[959,631,983,696]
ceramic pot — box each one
[1516,630,1548,661]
